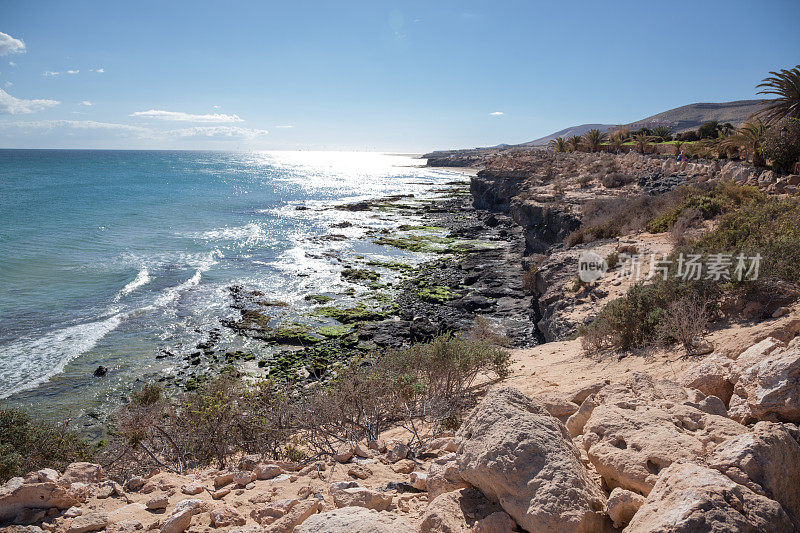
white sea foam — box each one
[148,250,221,309]
[189,223,269,247]
[0,313,123,399]
[113,267,151,301]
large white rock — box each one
[709,421,800,526]
[0,478,80,521]
[625,462,794,532]
[679,353,735,405]
[295,507,415,533]
[456,387,607,533]
[729,338,800,423]
[582,373,747,495]
[419,487,506,533]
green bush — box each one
[579,277,720,351]
[0,408,93,482]
[697,195,800,284]
[761,118,800,173]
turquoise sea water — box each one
[0,150,461,421]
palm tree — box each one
[567,135,582,152]
[720,120,767,166]
[756,65,800,123]
[673,141,684,156]
[607,129,628,152]
[651,126,674,143]
[549,137,567,153]
[632,132,651,154]
[582,129,607,153]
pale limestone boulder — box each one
[729,339,800,423]
[160,499,206,533]
[605,487,644,528]
[731,337,785,380]
[180,483,204,495]
[593,372,703,408]
[254,463,283,480]
[262,499,318,533]
[583,404,702,495]
[59,463,103,486]
[625,462,794,532]
[679,353,735,405]
[419,487,505,533]
[329,481,392,511]
[232,470,255,487]
[567,380,609,405]
[583,401,746,496]
[565,394,597,438]
[250,498,299,526]
[473,511,517,533]
[66,511,108,533]
[425,436,458,454]
[427,454,470,500]
[0,478,80,521]
[456,387,607,533]
[209,505,246,527]
[296,507,415,533]
[709,421,800,526]
[532,390,579,420]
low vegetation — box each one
[96,333,510,478]
[0,408,93,482]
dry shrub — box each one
[103,335,511,476]
[657,296,710,348]
[669,207,703,246]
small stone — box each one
[334,442,356,463]
[232,470,255,487]
[391,460,415,474]
[66,511,109,533]
[209,505,246,528]
[63,506,83,518]
[385,441,409,463]
[254,464,283,480]
[409,471,428,491]
[773,306,789,318]
[146,495,169,510]
[213,472,235,488]
[211,488,230,500]
[347,465,372,480]
[124,477,146,492]
[180,483,204,496]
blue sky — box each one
[0,0,798,151]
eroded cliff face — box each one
[460,148,776,342]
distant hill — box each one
[519,124,616,147]
[524,99,767,146]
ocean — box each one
[0,149,463,423]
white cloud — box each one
[489,111,504,116]
[4,81,11,88]
[66,69,79,75]
[275,125,293,129]
[80,101,93,106]
[165,126,268,139]
[89,68,104,73]
[8,61,16,67]
[0,89,60,114]
[1,119,149,135]
[212,105,221,109]
[43,71,59,77]
[0,32,25,56]
[130,109,244,123]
